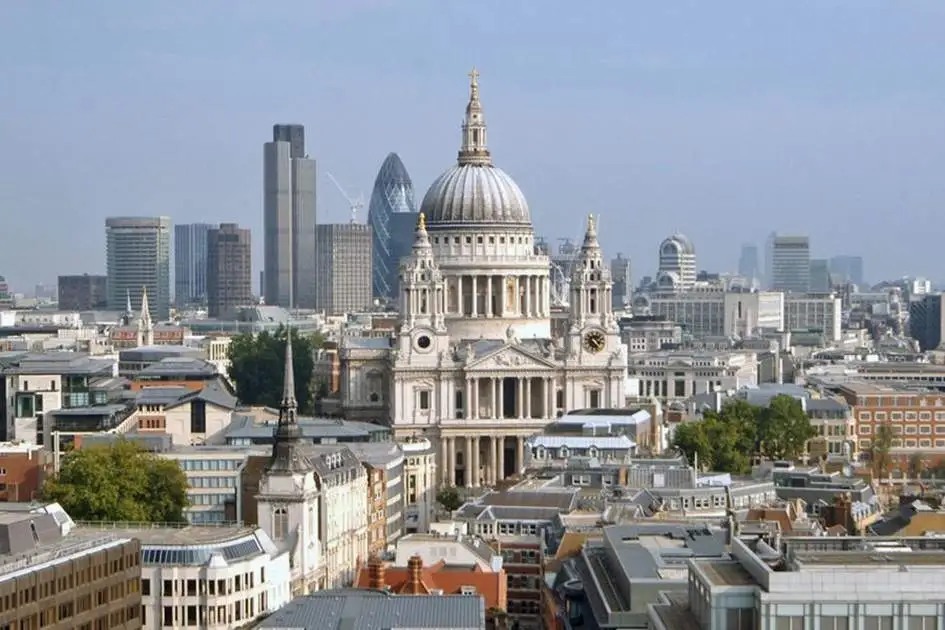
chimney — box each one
[368,556,386,590]
[406,554,424,594]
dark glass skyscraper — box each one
[367,153,418,300]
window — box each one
[858,425,872,434]
[273,507,288,541]
[418,390,430,411]
[190,400,207,434]
[864,617,893,630]
[909,616,937,630]
[920,425,932,434]
[162,580,172,597]
[588,389,601,408]
[775,617,805,630]
[141,579,150,596]
[163,607,173,627]
[822,616,848,630]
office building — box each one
[784,293,842,342]
[910,293,945,351]
[105,216,171,319]
[633,289,784,338]
[57,274,107,310]
[738,243,760,283]
[809,258,832,293]
[314,224,372,315]
[830,254,865,287]
[611,253,632,309]
[367,152,419,301]
[263,124,316,309]
[174,223,212,306]
[768,234,810,293]
[0,277,11,308]
[0,503,142,630]
[655,234,697,292]
[207,223,252,318]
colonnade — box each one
[462,375,555,420]
[439,434,528,488]
[446,274,551,318]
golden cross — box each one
[469,67,480,87]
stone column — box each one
[525,276,532,316]
[517,436,525,474]
[486,276,493,317]
[470,436,480,488]
[465,378,472,419]
[471,276,478,317]
[493,378,500,419]
[517,377,525,419]
[440,437,449,485]
[490,436,499,485]
[497,437,506,483]
[465,436,473,488]
[525,377,531,418]
[447,437,456,487]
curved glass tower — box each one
[367,153,418,300]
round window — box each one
[416,335,432,349]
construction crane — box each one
[324,171,365,223]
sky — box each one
[2,1,944,291]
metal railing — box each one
[0,535,122,576]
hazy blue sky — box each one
[2,1,944,291]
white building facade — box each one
[340,70,628,489]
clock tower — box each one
[567,214,620,359]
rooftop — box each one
[74,522,258,546]
[0,352,115,376]
[255,588,485,629]
[136,356,218,378]
[225,413,390,442]
[692,559,757,587]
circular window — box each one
[416,335,432,350]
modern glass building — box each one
[174,223,212,306]
[367,153,418,300]
[105,216,172,319]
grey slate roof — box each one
[225,413,389,443]
[255,588,486,629]
[134,380,238,410]
[0,352,115,376]
[137,356,217,377]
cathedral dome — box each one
[421,68,531,228]
[420,163,530,226]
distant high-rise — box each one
[656,234,696,292]
[738,243,760,282]
[910,293,945,351]
[769,234,810,294]
[315,224,372,315]
[207,223,253,318]
[174,223,212,306]
[809,258,832,293]
[829,255,865,287]
[58,274,107,310]
[105,216,171,319]
[611,254,632,308]
[367,153,418,300]
[263,124,316,309]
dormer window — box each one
[559,447,569,459]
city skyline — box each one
[2,2,945,289]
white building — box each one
[77,523,291,630]
[655,234,697,292]
[784,293,842,342]
[627,350,758,401]
[399,436,438,534]
[633,289,784,339]
[255,332,369,593]
[340,69,627,489]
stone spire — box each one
[412,212,432,255]
[125,289,133,317]
[458,67,491,166]
[267,328,310,473]
[137,286,154,346]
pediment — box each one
[467,344,557,371]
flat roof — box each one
[74,523,258,546]
[693,559,757,586]
[793,551,945,567]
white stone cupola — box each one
[399,213,446,332]
[569,214,615,331]
[458,67,489,166]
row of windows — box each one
[153,595,265,627]
[144,570,263,598]
[189,475,238,489]
[178,458,243,471]
[859,438,944,449]
[859,410,945,421]
[859,424,943,435]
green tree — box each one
[908,451,926,480]
[227,326,323,413]
[671,421,713,471]
[42,440,189,522]
[704,414,752,474]
[436,487,463,512]
[870,422,894,479]
[756,395,817,461]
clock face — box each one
[584,330,606,353]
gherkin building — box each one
[367,153,418,300]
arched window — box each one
[273,507,288,541]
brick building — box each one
[0,443,53,502]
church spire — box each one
[412,212,432,254]
[581,214,601,253]
[458,67,491,166]
[266,327,309,473]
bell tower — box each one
[397,213,449,364]
[568,215,619,357]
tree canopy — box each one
[227,326,323,414]
[42,439,189,522]
[436,487,464,512]
[870,422,894,478]
[672,395,817,474]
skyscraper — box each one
[769,234,811,294]
[367,152,418,300]
[738,243,760,282]
[174,223,212,306]
[105,216,171,319]
[656,234,696,292]
[910,293,945,351]
[207,223,253,318]
[315,223,372,315]
[263,124,316,309]
[610,253,632,309]
[809,258,832,293]
[58,274,107,310]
